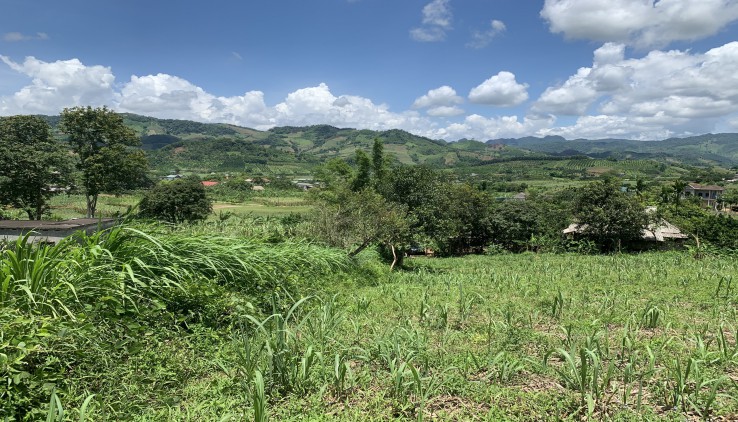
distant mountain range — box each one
[40,114,738,174]
[490,134,738,167]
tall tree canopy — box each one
[139,176,212,224]
[0,115,72,220]
[60,106,149,217]
[572,179,649,251]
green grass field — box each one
[7,194,313,220]
[5,227,737,420]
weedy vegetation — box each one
[2,220,738,420]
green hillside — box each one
[37,113,738,178]
[77,115,537,172]
[493,133,738,167]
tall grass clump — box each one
[1,223,352,419]
[0,234,76,317]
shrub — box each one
[139,177,212,223]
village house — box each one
[683,183,724,207]
[563,206,688,249]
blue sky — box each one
[2,0,738,141]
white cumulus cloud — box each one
[434,114,554,141]
[0,56,116,115]
[541,0,738,47]
[533,41,738,138]
[468,71,529,107]
[467,20,506,49]
[412,86,463,108]
[410,0,453,42]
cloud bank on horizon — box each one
[2,0,738,141]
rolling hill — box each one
[37,113,738,178]
[491,134,738,167]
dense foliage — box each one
[0,116,72,219]
[139,177,213,223]
[0,223,349,419]
[309,140,668,258]
[571,179,650,251]
[60,106,149,217]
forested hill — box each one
[491,133,738,167]
[43,114,535,171]
[38,113,738,172]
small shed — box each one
[563,221,687,242]
[0,218,117,244]
[512,192,527,201]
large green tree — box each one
[572,179,650,251]
[60,106,149,217]
[0,115,72,220]
[139,177,212,224]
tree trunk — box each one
[86,194,98,218]
[389,244,398,272]
[348,238,373,257]
[35,199,43,220]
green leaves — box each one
[0,115,72,219]
[60,106,149,217]
[139,177,212,224]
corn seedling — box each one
[409,364,453,422]
[717,324,738,363]
[332,352,354,397]
[488,351,526,383]
[252,370,268,422]
[546,347,615,413]
[388,358,414,407]
[434,303,449,329]
[641,303,664,329]
[43,390,96,422]
[551,289,565,319]
[354,295,371,315]
[418,290,430,323]
[715,275,733,299]
[457,284,482,326]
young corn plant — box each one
[715,275,733,299]
[252,370,268,422]
[306,294,344,352]
[354,295,371,315]
[488,351,527,383]
[331,352,354,398]
[662,357,694,412]
[546,347,615,415]
[550,289,565,319]
[717,324,738,363]
[409,364,453,422]
[620,347,656,410]
[662,356,724,417]
[457,284,482,326]
[641,303,664,329]
[388,358,414,408]
[691,333,720,364]
[418,290,430,324]
[43,390,96,422]
[245,295,319,395]
[433,303,449,329]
